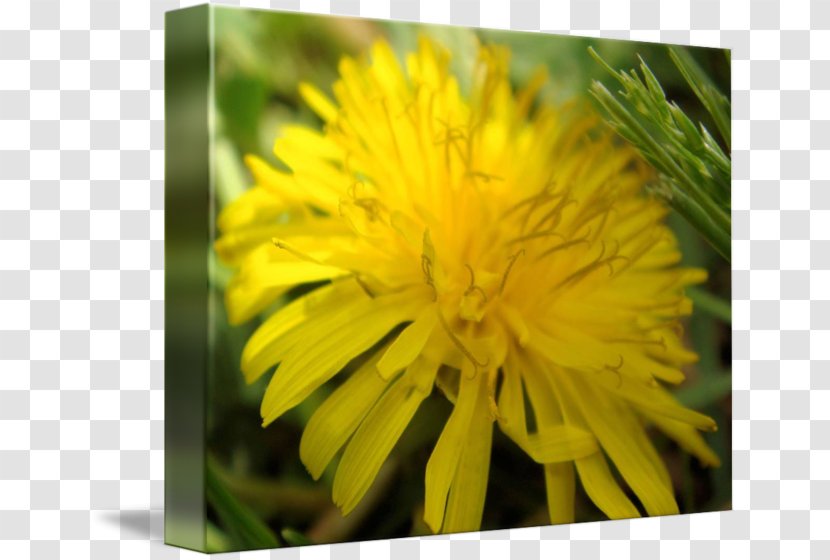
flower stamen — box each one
[530,193,577,234]
[486,368,502,421]
[535,234,593,262]
[422,254,437,301]
[607,336,668,351]
[602,355,625,389]
[499,250,525,295]
[353,197,384,222]
[464,264,489,303]
[554,240,629,288]
[272,238,325,265]
[437,308,489,371]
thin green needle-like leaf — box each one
[669,47,731,149]
[675,373,732,409]
[280,528,313,547]
[590,80,730,231]
[650,180,731,260]
[587,46,731,262]
[206,457,281,550]
[687,286,732,324]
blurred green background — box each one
[204,7,731,551]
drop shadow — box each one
[99,509,164,541]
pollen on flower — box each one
[215,35,720,535]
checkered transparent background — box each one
[0,0,825,558]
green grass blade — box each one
[651,180,731,260]
[206,456,281,550]
[281,528,313,547]
[687,286,732,324]
[590,80,731,232]
[669,47,731,149]
[588,46,731,263]
[675,373,732,409]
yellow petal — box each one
[496,353,526,437]
[299,344,395,480]
[272,136,348,198]
[276,126,344,162]
[270,132,350,211]
[333,357,438,514]
[260,289,426,425]
[526,327,595,370]
[215,224,286,267]
[389,211,423,250]
[517,352,563,423]
[225,242,349,327]
[620,350,686,385]
[369,39,408,99]
[611,379,717,432]
[423,363,480,533]
[243,154,304,203]
[241,279,367,382]
[556,372,678,517]
[409,35,449,90]
[641,409,721,468]
[498,353,598,463]
[250,260,347,288]
[574,452,641,520]
[522,355,600,462]
[442,377,493,533]
[299,82,338,123]
[225,276,289,327]
[529,327,715,430]
[645,331,700,366]
[376,305,438,380]
[548,372,641,519]
[499,303,530,347]
[523,427,599,464]
[544,462,575,525]
[216,184,285,236]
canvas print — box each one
[165,5,731,553]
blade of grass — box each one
[669,47,731,149]
[206,522,232,553]
[591,82,730,258]
[587,47,731,262]
[649,179,731,261]
[281,528,313,547]
[589,79,730,233]
[675,373,732,409]
[206,456,281,550]
[687,286,732,324]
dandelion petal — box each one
[260,290,425,425]
[377,305,438,380]
[442,380,493,534]
[544,462,575,525]
[424,365,481,533]
[574,452,641,520]
[333,357,439,515]
[556,373,678,517]
[300,344,395,480]
[241,279,366,382]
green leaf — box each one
[687,286,732,324]
[280,528,313,547]
[587,46,731,262]
[669,47,731,149]
[206,522,232,553]
[206,456,281,551]
[214,138,249,213]
[675,373,732,409]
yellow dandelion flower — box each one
[215,36,720,534]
